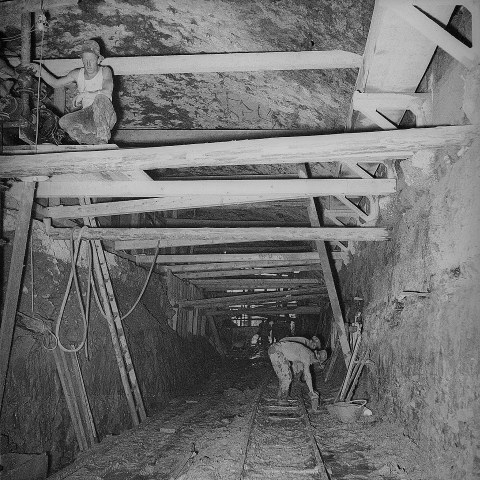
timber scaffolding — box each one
[1,0,479,443]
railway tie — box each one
[241,383,330,480]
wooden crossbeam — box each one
[206,306,322,316]
[2,126,476,178]
[178,289,324,308]
[138,253,341,266]
[42,195,303,219]
[191,279,322,290]
[176,264,322,279]
[35,227,392,250]
[30,50,362,76]
[35,179,396,198]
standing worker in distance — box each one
[29,39,116,144]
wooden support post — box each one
[298,164,351,366]
[0,182,35,415]
[207,316,225,357]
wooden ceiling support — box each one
[205,306,322,316]
[298,163,352,364]
[35,178,396,198]
[191,278,323,290]
[2,125,476,177]
[177,288,323,308]
[29,50,362,77]
[176,264,322,279]
[0,182,35,415]
[35,226,394,249]
[0,0,78,14]
[138,253,343,266]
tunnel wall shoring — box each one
[0,221,217,474]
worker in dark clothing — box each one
[257,319,271,352]
[272,319,291,342]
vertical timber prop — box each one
[298,164,351,366]
[80,198,147,425]
[0,182,35,415]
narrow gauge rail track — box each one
[240,382,330,480]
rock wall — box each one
[0,219,217,474]
[337,16,480,477]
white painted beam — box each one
[42,195,302,219]
[30,50,362,77]
[35,179,396,198]
[390,4,478,68]
[2,125,476,178]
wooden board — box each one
[37,226,394,249]
[35,179,396,198]
[30,50,362,76]
[2,125,476,177]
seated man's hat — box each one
[80,40,104,61]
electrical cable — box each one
[54,227,88,353]
[119,241,161,321]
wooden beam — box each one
[31,227,392,249]
[112,128,320,146]
[178,289,325,309]
[191,279,322,290]
[176,264,322,279]
[160,259,323,272]
[137,253,339,266]
[31,50,362,77]
[42,195,304,219]
[206,306,322,316]
[389,4,478,69]
[35,178,396,198]
[298,163,351,364]
[0,182,35,415]
[2,144,118,155]
[2,126,477,178]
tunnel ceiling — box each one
[2,0,375,229]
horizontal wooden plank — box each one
[206,306,322,316]
[112,128,319,146]
[138,253,338,266]
[191,278,321,290]
[43,195,303,219]
[30,50,362,77]
[37,226,389,249]
[2,126,476,178]
[176,264,322,279]
[177,288,324,308]
[35,179,396,198]
[2,144,118,155]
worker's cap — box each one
[80,40,104,60]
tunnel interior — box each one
[0,1,479,479]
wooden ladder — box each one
[80,198,147,426]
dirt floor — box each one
[47,351,446,480]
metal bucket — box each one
[327,400,367,423]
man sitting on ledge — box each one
[29,39,116,145]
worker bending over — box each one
[268,336,327,404]
[29,39,116,144]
